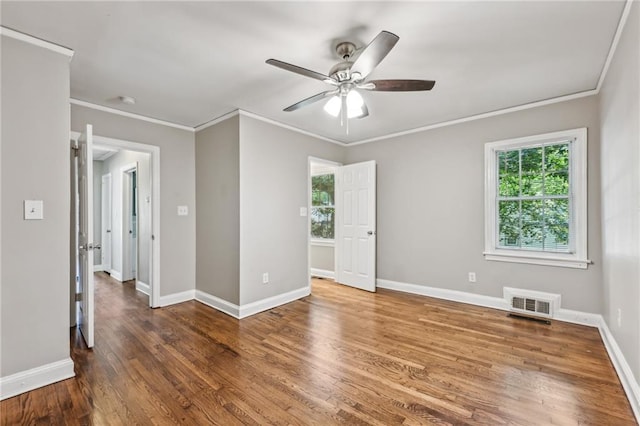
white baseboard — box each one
[93,264,104,272]
[195,286,311,319]
[598,317,640,422]
[195,290,240,318]
[110,269,122,281]
[376,278,510,311]
[136,280,150,296]
[159,290,195,307]
[376,277,639,423]
[310,268,335,280]
[239,286,310,318]
[0,358,75,400]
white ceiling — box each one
[1,1,626,144]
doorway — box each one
[71,130,161,314]
[309,158,340,282]
[308,157,378,293]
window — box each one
[484,128,589,268]
[311,173,335,240]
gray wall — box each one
[71,105,196,297]
[195,116,240,304]
[1,37,71,376]
[346,96,603,313]
[93,160,103,266]
[310,245,334,272]
[239,115,344,305]
[101,150,151,284]
[599,1,639,382]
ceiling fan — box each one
[266,30,435,127]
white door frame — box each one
[71,131,161,308]
[121,163,138,282]
[101,173,112,273]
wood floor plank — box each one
[1,274,636,425]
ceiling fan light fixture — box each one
[323,96,341,117]
[324,91,366,119]
[346,90,364,118]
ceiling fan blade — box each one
[359,79,436,91]
[266,59,336,84]
[283,90,338,112]
[350,31,399,80]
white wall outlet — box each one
[262,272,269,284]
[177,205,188,216]
[299,207,307,217]
[617,308,622,327]
[468,272,476,283]
[24,200,44,220]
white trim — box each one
[159,290,195,307]
[483,128,588,269]
[239,286,310,318]
[93,264,104,272]
[194,110,239,132]
[239,110,345,146]
[484,253,590,269]
[136,280,150,296]
[195,287,311,319]
[554,308,602,327]
[348,90,597,146]
[596,0,634,92]
[0,358,75,400]
[110,269,122,282]
[310,239,334,247]
[195,290,240,318]
[376,278,510,311]
[598,317,640,422]
[71,131,161,308]
[0,26,74,58]
[70,99,193,132]
[310,268,335,280]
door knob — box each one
[367,230,376,235]
[93,243,101,250]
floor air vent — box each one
[504,287,560,320]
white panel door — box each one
[101,173,112,272]
[78,124,95,348]
[336,161,376,291]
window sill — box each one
[483,251,590,269]
[310,239,335,247]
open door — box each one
[335,160,376,292]
[77,124,95,348]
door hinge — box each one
[75,292,82,302]
[71,145,79,157]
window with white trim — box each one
[484,128,589,269]
[311,173,335,240]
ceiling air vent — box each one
[504,287,560,320]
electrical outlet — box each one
[617,308,622,327]
[468,272,476,283]
[262,273,269,284]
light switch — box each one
[24,200,44,220]
[177,205,188,216]
[299,207,307,217]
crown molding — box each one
[238,110,346,146]
[194,110,239,131]
[596,0,634,92]
[348,89,598,146]
[0,26,74,59]
[70,99,194,132]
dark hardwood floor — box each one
[1,272,636,425]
